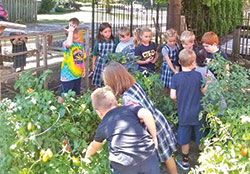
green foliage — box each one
[182,0,243,38]
[0,71,110,173]
[39,0,56,14]
[191,55,250,173]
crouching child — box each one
[85,87,160,174]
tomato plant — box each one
[0,70,111,174]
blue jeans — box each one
[60,78,81,95]
[112,152,160,174]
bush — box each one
[39,0,56,14]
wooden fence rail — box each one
[0,27,90,99]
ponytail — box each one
[133,27,152,47]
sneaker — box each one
[177,159,190,171]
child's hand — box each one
[146,57,154,63]
[205,74,212,83]
[66,23,77,32]
[153,137,158,149]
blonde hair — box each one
[180,30,195,43]
[118,26,130,36]
[91,86,117,111]
[163,28,179,41]
[103,62,136,98]
[178,49,196,67]
[133,27,152,47]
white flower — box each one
[31,97,37,104]
[240,115,250,124]
[10,144,17,150]
[81,104,86,110]
[50,106,56,111]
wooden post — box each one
[82,28,90,91]
[42,34,48,68]
[233,26,241,55]
[42,34,48,90]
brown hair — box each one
[180,30,195,43]
[91,86,117,111]
[69,17,80,26]
[201,31,219,45]
[133,27,152,47]
[178,49,196,67]
[118,26,130,37]
[96,22,114,42]
[163,28,179,41]
[103,62,136,98]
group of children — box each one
[59,17,228,173]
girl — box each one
[134,27,158,73]
[161,29,179,93]
[103,62,178,174]
[92,22,118,87]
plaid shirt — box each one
[122,82,177,162]
[160,44,179,88]
[92,40,116,86]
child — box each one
[0,2,8,35]
[9,31,28,72]
[160,29,179,93]
[92,22,118,87]
[115,26,135,70]
[103,62,178,174]
[170,49,207,171]
[134,27,158,73]
[201,31,229,77]
[195,48,227,112]
[85,87,160,174]
[58,17,86,103]
[180,30,200,54]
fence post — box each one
[233,26,241,55]
[130,1,133,35]
[91,0,95,50]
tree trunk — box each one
[167,0,182,34]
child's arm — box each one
[136,56,153,65]
[85,140,102,159]
[152,51,159,64]
[92,55,97,71]
[165,55,177,74]
[137,108,158,148]
[170,89,177,100]
[65,23,76,48]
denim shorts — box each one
[60,78,81,95]
[177,124,205,145]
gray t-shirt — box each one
[94,105,155,171]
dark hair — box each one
[96,22,114,42]
[196,48,207,67]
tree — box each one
[167,0,181,34]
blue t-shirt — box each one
[94,105,155,171]
[135,42,157,72]
[170,70,204,125]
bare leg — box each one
[181,144,190,155]
[165,156,177,174]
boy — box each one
[115,26,135,70]
[170,49,207,171]
[58,17,86,103]
[85,87,160,174]
[180,30,200,54]
[201,31,229,77]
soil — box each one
[160,142,200,174]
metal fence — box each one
[2,0,37,23]
[91,2,168,48]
